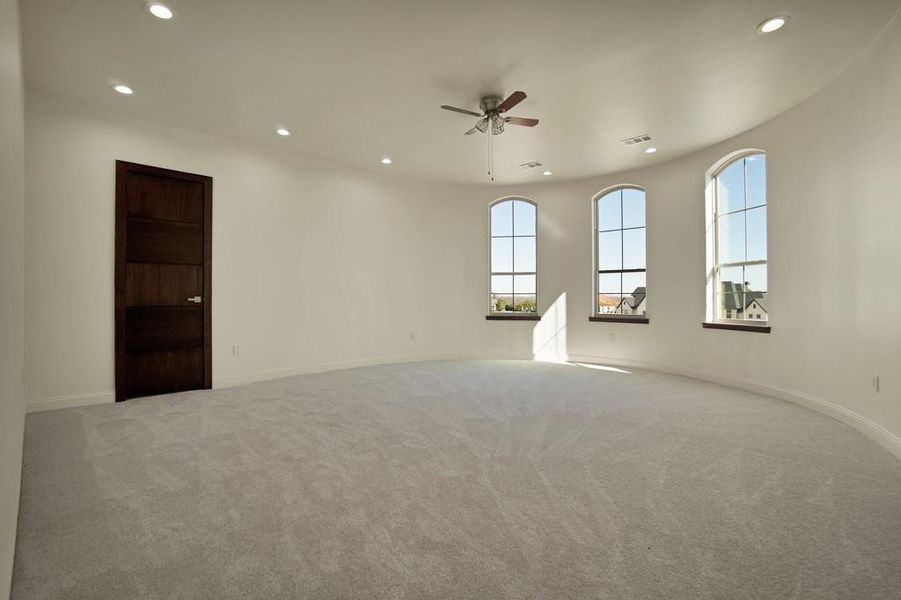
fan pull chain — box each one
[488,129,494,182]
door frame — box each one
[115,160,213,401]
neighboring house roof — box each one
[617,287,647,310]
[721,281,767,312]
[629,287,646,308]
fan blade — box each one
[441,105,483,117]
[464,127,479,135]
[505,116,539,127]
[497,91,527,113]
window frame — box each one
[591,184,649,323]
[487,196,539,319]
[705,149,770,332]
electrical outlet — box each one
[410,331,416,343]
[608,333,616,343]
[232,345,241,357]
[872,374,880,393]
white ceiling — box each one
[22,0,901,184]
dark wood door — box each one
[115,161,212,401]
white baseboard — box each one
[568,353,901,462]
[27,391,114,413]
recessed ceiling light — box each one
[542,170,553,176]
[381,157,392,165]
[147,3,174,19]
[757,16,787,34]
[276,128,290,136]
[645,147,657,154]
[112,84,134,95]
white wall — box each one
[0,0,26,596]
[24,13,901,459]
[25,93,532,410]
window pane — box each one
[622,188,646,229]
[491,275,512,294]
[622,271,646,296]
[513,274,536,295]
[717,160,744,214]
[622,287,647,316]
[513,237,536,273]
[512,200,536,236]
[491,201,513,237]
[718,290,768,320]
[597,191,621,231]
[598,293,623,314]
[746,154,766,208]
[744,264,767,293]
[716,292,743,320]
[717,211,745,264]
[491,237,512,272]
[598,272,621,294]
[746,206,767,262]
[598,231,622,270]
[720,265,743,289]
[622,228,646,270]
[717,270,750,321]
[512,295,537,313]
[491,294,513,313]
[742,292,768,320]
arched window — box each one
[593,186,647,319]
[705,151,768,327]
[489,198,537,314]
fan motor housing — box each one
[480,95,503,113]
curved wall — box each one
[23,14,901,456]
[478,13,901,455]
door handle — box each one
[187,296,202,303]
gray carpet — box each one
[12,360,901,599]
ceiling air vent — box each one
[518,161,543,170]
[621,134,653,146]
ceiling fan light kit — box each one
[440,90,540,181]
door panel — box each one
[126,263,202,306]
[126,172,204,222]
[126,349,204,397]
[116,161,212,401]
[126,218,204,264]
[125,307,203,353]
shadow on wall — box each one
[533,293,568,362]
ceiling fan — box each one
[441,91,539,135]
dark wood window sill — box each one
[702,322,771,334]
[486,314,542,321]
[588,316,649,324]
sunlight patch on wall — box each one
[533,293,568,362]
